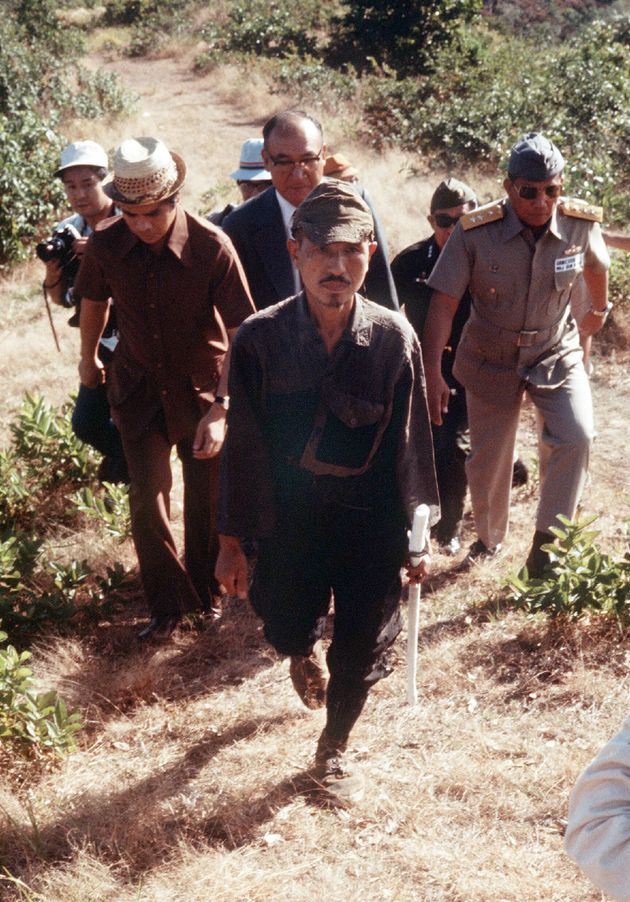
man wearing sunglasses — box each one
[391,178,477,555]
[423,132,610,577]
[223,109,398,311]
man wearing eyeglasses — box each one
[423,132,610,577]
[223,110,398,311]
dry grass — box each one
[1,52,629,902]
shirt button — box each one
[161,389,167,396]
[350,417,358,426]
[489,288,496,294]
[149,303,156,309]
[152,333,159,339]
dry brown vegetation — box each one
[0,49,629,901]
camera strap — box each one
[42,282,61,353]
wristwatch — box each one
[590,301,613,318]
[213,395,230,410]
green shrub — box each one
[508,515,630,625]
[362,18,630,221]
[71,483,132,541]
[273,57,358,107]
[10,394,93,485]
[203,1,317,59]
[328,0,483,77]
[0,629,82,757]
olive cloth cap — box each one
[291,179,374,245]
[430,178,477,212]
[104,137,186,206]
[508,132,565,181]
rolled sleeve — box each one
[565,716,630,900]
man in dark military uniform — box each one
[423,133,610,576]
[391,179,477,554]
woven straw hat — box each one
[104,137,186,206]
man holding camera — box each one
[41,140,128,484]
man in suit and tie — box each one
[223,109,398,311]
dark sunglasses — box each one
[514,184,562,200]
[433,212,462,228]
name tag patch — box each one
[555,252,584,273]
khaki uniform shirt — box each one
[75,207,255,443]
[427,197,610,403]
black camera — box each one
[36,223,80,268]
[36,223,82,315]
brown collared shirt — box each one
[75,207,255,443]
[218,293,439,538]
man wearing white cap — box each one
[207,138,272,227]
[40,140,128,484]
[75,136,255,640]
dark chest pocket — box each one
[317,391,385,469]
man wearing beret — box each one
[423,132,610,576]
[216,180,439,806]
[76,137,255,640]
[391,178,478,555]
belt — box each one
[470,308,569,349]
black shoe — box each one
[525,530,553,579]
[461,538,502,570]
[137,615,179,641]
[512,458,529,488]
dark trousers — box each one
[431,385,468,545]
[121,410,220,619]
[250,500,407,744]
[72,382,129,483]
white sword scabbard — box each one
[407,504,430,705]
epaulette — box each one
[559,197,603,223]
[461,200,504,231]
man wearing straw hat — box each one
[216,180,438,806]
[75,136,255,640]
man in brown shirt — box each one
[76,137,255,640]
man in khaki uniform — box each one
[423,132,611,576]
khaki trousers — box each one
[466,364,593,548]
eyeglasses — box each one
[514,184,562,200]
[433,213,462,228]
[266,148,324,171]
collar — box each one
[504,198,562,241]
[275,189,297,238]
[295,292,373,348]
[117,205,194,265]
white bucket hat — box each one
[230,138,269,182]
[104,137,186,206]
[55,140,109,177]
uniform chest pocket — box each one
[554,253,584,293]
[317,389,386,470]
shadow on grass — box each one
[0,712,329,885]
[46,592,278,733]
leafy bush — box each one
[273,57,358,107]
[0,8,130,265]
[0,528,129,638]
[72,483,132,541]
[0,394,97,533]
[0,629,81,757]
[362,18,630,222]
[508,515,630,625]
[10,394,93,486]
[328,0,483,77]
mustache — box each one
[320,275,351,286]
